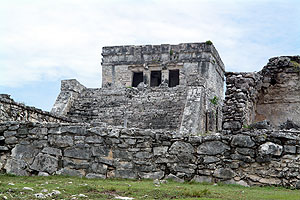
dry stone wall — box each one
[223,56,300,131]
[223,72,261,131]
[0,94,72,123]
[2,121,300,188]
[255,56,300,127]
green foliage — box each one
[196,131,210,136]
[78,185,99,193]
[182,188,211,197]
[205,40,213,45]
[291,61,300,72]
[1,174,300,199]
[106,186,117,191]
[169,49,174,56]
[210,96,219,105]
[5,173,17,177]
[291,60,300,67]
[243,124,252,129]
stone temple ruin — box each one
[223,56,300,131]
[51,42,225,134]
[1,42,300,188]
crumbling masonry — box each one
[52,43,225,134]
[223,56,300,131]
[1,42,300,188]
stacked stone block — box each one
[223,56,300,131]
[101,43,225,91]
[1,121,300,188]
[223,72,261,131]
[0,94,72,123]
[66,86,188,130]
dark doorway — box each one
[132,72,143,87]
[150,71,162,87]
[216,108,219,131]
[169,69,179,87]
[205,112,208,133]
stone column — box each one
[161,69,169,85]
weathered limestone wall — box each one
[179,86,205,134]
[2,121,300,188]
[51,79,86,116]
[63,84,220,134]
[51,42,225,134]
[223,56,300,131]
[66,86,188,130]
[0,94,71,123]
[101,43,225,93]
[223,72,261,131]
[255,56,300,127]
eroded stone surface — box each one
[231,135,255,148]
[5,158,29,176]
[197,141,230,155]
[1,104,300,188]
[64,145,91,160]
[11,144,39,164]
[192,175,212,183]
[49,135,73,147]
[42,147,62,156]
[30,153,58,174]
[224,56,300,130]
[259,142,283,156]
[213,168,235,179]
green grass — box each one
[0,174,299,199]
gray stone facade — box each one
[0,94,72,123]
[1,121,300,188]
[51,79,86,116]
[52,42,225,134]
[223,56,300,131]
[2,40,300,189]
[101,43,224,94]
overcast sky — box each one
[1,0,299,111]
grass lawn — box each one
[0,174,299,200]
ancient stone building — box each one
[101,42,224,92]
[2,43,300,188]
[223,56,300,131]
[51,42,225,134]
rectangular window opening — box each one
[169,69,179,87]
[205,112,209,133]
[132,72,143,87]
[150,71,162,87]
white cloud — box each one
[0,0,300,89]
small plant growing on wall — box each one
[291,60,300,72]
[205,40,213,45]
[242,124,252,129]
[169,49,174,56]
[210,96,218,105]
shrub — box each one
[210,96,218,105]
[205,40,213,45]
